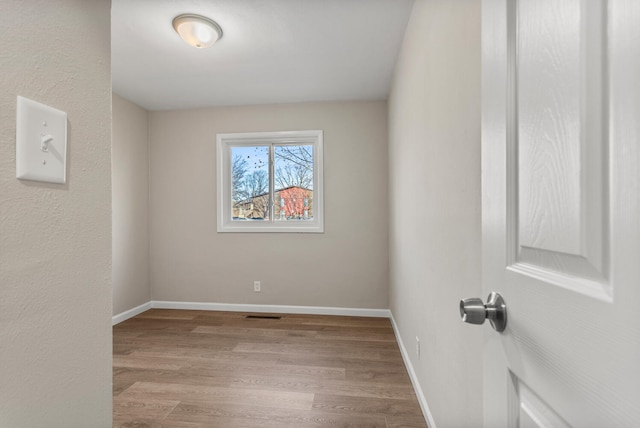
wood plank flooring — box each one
[113,309,427,428]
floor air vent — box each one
[245,315,282,320]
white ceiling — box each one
[111,0,414,111]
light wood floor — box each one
[113,309,427,428]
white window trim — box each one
[216,130,324,233]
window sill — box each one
[217,221,324,233]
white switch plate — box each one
[16,96,67,184]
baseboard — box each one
[389,312,437,428]
[150,300,391,318]
[112,301,152,325]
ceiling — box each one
[111,0,414,111]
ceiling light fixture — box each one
[172,14,222,49]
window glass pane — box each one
[231,146,270,221]
[274,145,313,221]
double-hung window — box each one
[217,130,323,233]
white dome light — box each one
[172,14,222,49]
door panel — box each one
[512,0,609,300]
[482,0,640,426]
[509,374,571,428]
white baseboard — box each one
[390,312,437,428]
[113,300,390,325]
[150,300,391,318]
[112,301,152,325]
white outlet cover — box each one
[16,96,67,184]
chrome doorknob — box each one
[460,292,507,332]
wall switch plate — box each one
[416,336,421,360]
[16,96,67,184]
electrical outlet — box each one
[416,336,421,360]
[254,281,261,292]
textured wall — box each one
[149,101,389,310]
[112,93,150,316]
[0,1,112,426]
[388,1,483,426]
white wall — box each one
[149,101,389,309]
[0,0,112,426]
[388,1,483,426]
[112,93,150,315]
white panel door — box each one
[481,0,640,426]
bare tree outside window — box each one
[231,154,248,203]
[275,145,314,220]
[245,170,268,198]
[217,130,323,233]
[274,145,313,189]
[230,144,315,221]
[231,146,269,219]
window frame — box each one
[216,130,324,233]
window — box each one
[217,130,324,233]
